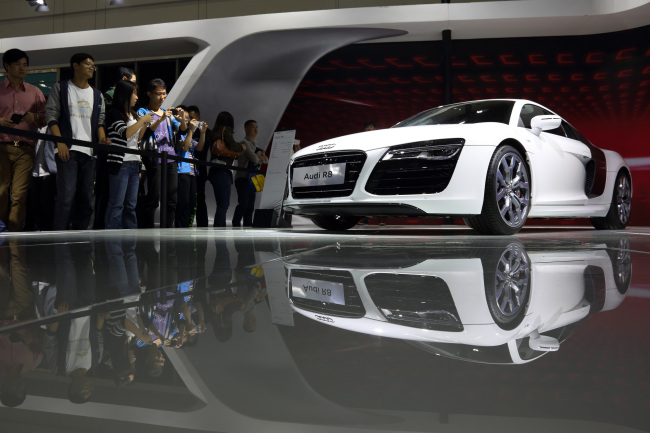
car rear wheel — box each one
[472,145,531,235]
[310,215,361,231]
[590,170,631,230]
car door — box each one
[517,104,590,207]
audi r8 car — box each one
[283,238,630,364]
[283,99,632,234]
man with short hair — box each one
[233,119,268,227]
[93,66,137,230]
[103,67,136,111]
[0,48,46,232]
[46,53,109,230]
[137,78,187,228]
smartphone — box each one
[170,108,179,115]
[10,113,25,124]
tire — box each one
[473,145,531,235]
[591,170,632,230]
[463,217,477,231]
[310,215,361,231]
[483,241,531,330]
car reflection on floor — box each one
[284,237,631,364]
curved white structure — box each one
[1,0,649,147]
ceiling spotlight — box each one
[35,3,49,12]
[27,0,40,5]
[110,0,125,4]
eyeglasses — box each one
[151,92,167,97]
[83,61,96,71]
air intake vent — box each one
[585,160,595,196]
[366,274,463,331]
[365,142,462,195]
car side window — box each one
[565,122,593,146]
[519,104,547,129]
[546,123,567,138]
[562,121,578,140]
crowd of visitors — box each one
[0,49,268,232]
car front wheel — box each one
[469,145,531,235]
[310,215,361,231]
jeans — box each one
[232,177,257,227]
[92,150,109,229]
[105,161,140,229]
[209,167,232,227]
[53,151,96,230]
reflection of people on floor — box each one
[0,240,32,321]
[41,242,103,403]
[101,237,140,385]
[0,326,43,407]
[0,239,43,407]
[208,238,266,342]
[43,301,105,403]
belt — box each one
[0,140,30,147]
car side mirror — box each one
[530,115,562,136]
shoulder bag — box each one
[211,127,245,158]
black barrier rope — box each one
[0,125,266,228]
[0,125,265,174]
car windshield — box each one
[393,100,515,128]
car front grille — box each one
[365,155,461,195]
[290,152,366,199]
[289,269,365,318]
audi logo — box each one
[315,315,334,323]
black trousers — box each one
[137,156,177,228]
[175,173,197,228]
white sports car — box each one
[284,99,632,234]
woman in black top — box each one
[208,111,244,227]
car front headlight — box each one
[381,138,465,161]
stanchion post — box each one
[161,150,168,228]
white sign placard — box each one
[259,130,297,212]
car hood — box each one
[293,123,511,157]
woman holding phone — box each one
[105,80,153,229]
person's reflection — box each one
[43,242,102,403]
[208,239,266,342]
[207,238,235,342]
[102,237,140,386]
[0,239,32,321]
[0,239,43,408]
[174,237,206,347]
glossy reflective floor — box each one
[0,222,648,433]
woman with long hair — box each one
[105,80,153,229]
[208,111,244,227]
